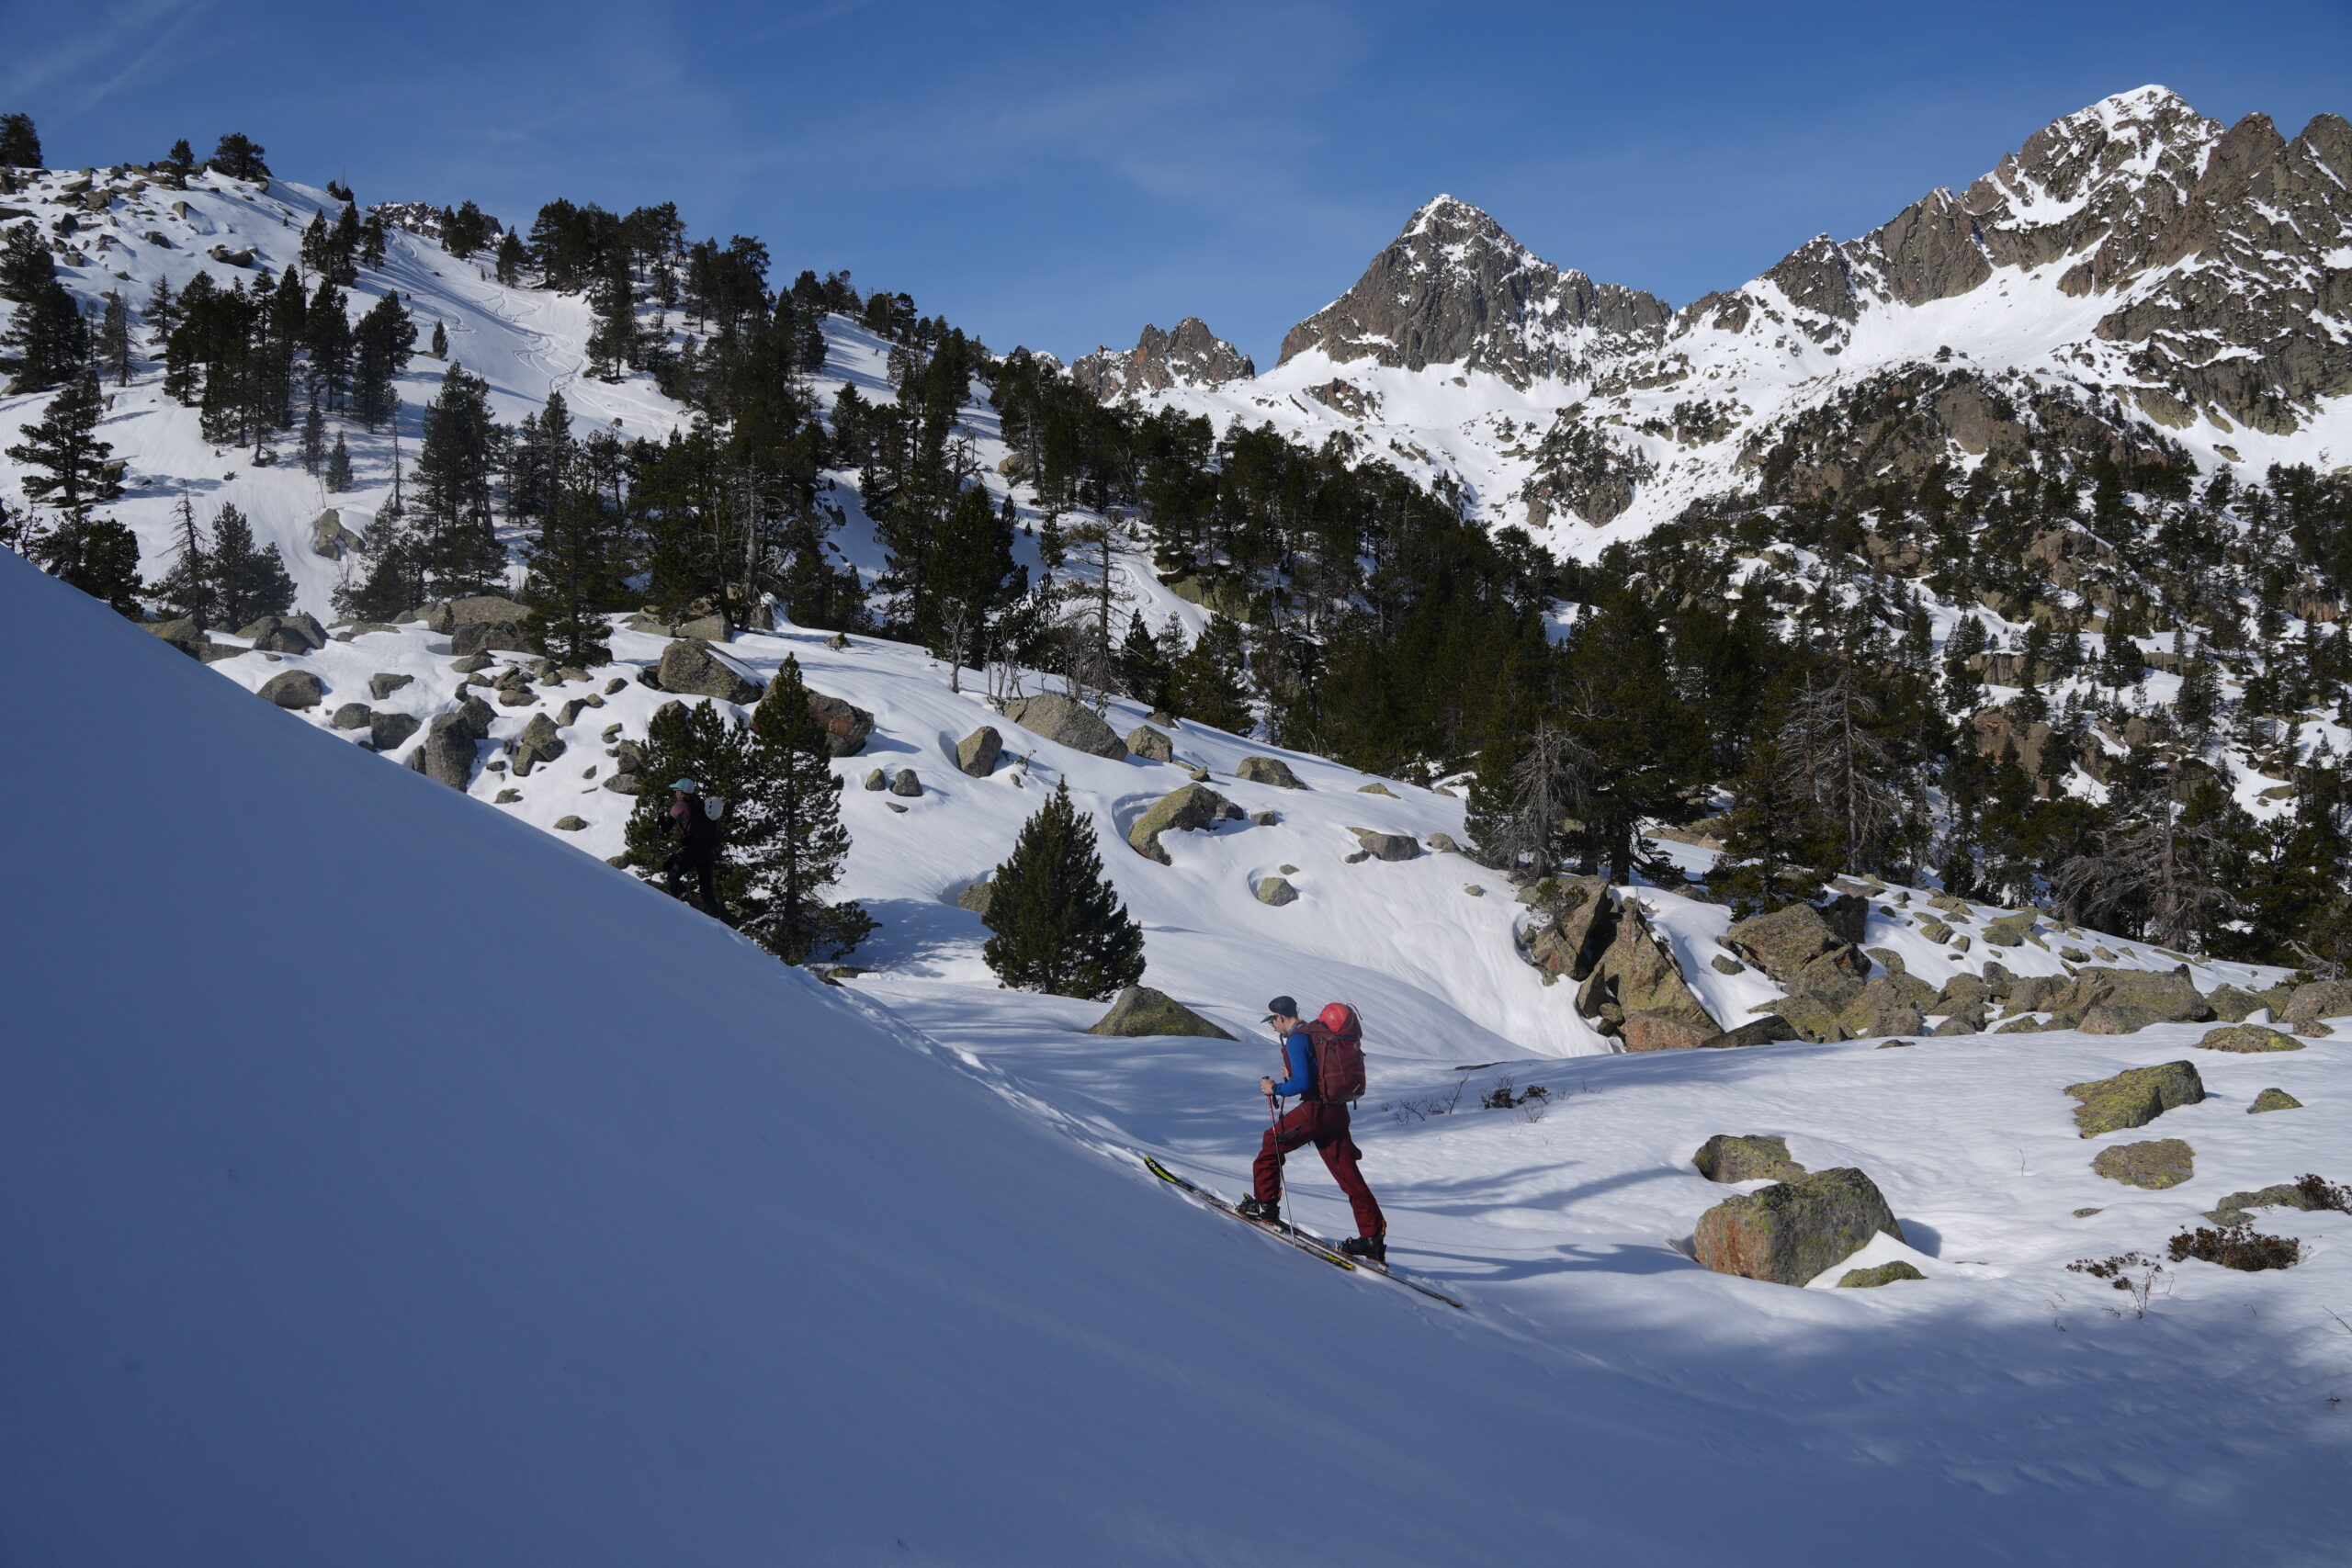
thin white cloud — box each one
[1,0,211,104]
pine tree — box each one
[30,514,144,615]
[160,139,196,186]
[518,403,631,667]
[207,502,295,626]
[585,246,636,378]
[351,291,415,430]
[1170,614,1251,733]
[494,231,526,287]
[153,494,216,626]
[1115,610,1174,712]
[1707,737,1842,914]
[0,114,40,168]
[360,210,387,267]
[7,374,122,523]
[741,655,870,963]
[324,432,353,492]
[143,275,179,344]
[1,221,90,392]
[982,781,1146,999]
[208,133,270,182]
[300,389,326,473]
[412,361,505,594]
[443,200,489,260]
[429,319,447,359]
[97,291,133,385]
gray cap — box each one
[1263,995,1298,1022]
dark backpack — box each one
[1306,1003,1367,1104]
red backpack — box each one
[1306,1003,1367,1104]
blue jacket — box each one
[1271,1023,1316,1099]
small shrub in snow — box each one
[2166,1224,2301,1273]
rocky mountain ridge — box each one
[1087,87,2351,544]
[1069,316,1255,401]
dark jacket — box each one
[669,793,717,851]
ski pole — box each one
[1266,1089,1283,1227]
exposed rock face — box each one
[413,705,489,790]
[1700,1016,1798,1050]
[955,727,1001,777]
[2064,1060,2206,1137]
[2248,1088,2302,1113]
[1278,195,1672,389]
[368,672,413,701]
[2196,1023,2302,1054]
[330,703,371,730]
[1838,1261,1926,1288]
[2207,1179,2332,1224]
[452,621,530,657]
[1255,876,1299,907]
[658,639,764,705]
[1125,726,1174,763]
[1691,1134,1807,1184]
[805,692,875,757]
[2046,966,2213,1028]
[368,711,421,752]
[511,713,565,776]
[1070,318,1255,402]
[1347,828,1419,863]
[1722,901,1868,988]
[1235,756,1305,789]
[256,669,323,708]
[1128,784,1245,863]
[889,769,922,798]
[425,596,530,634]
[1523,876,1614,983]
[146,616,230,661]
[1693,1168,1903,1286]
[1004,693,1126,761]
[2278,979,2352,1026]
[310,508,365,559]
[241,613,328,653]
[2091,1138,2195,1190]
[1086,986,1236,1040]
[955,880,994,918]
[1576,905,1720,1049]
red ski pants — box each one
[1253,1100,1385,1238]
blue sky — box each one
[7,0,2346,365]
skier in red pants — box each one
[1238,996,1386,1260]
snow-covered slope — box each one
[8,515,2352,1563]
[0,166,692,609]
[1105,86,2352,555]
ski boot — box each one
[1236,1197,1281,1224]
[1339,1235,1386,1264]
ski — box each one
[1142,1156,1466,1310]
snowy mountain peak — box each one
[1069,317,1256,401]
[1273,194,1670,387]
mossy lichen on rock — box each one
[1085,986,1235,1040]
[2064,1060,2205,1137]
[2090,1138,2195,1190]
[1838,1260,1926,1288]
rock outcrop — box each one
[955,727,1001,777]
[2196,1023,2302,1053]
[1070,318,1255,402]
[1277,195,1671,389]
[658,639,764,704]
[1693,1168,1903,1286]
[1128,784,1245,863]
[1086,986,1236,1040]
[2091,1139,2195,1190]
[1235,757,1305,789]
[1576,905,1720,1050]
[256,669,323,709]
[1691,1134,1806,1184]
[1004,693,1126,760]
[2064,1061,2206,1137]
[1125,725,1174,762]
[804,691,875,757]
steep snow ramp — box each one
[0,553,1785,1563]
